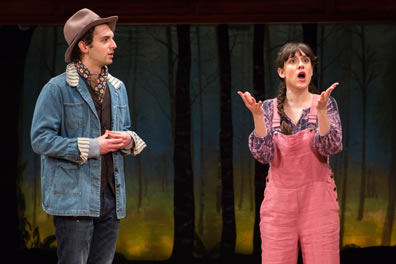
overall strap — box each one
[272,98,281,129]
[308,94,320,125]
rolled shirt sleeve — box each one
[313,96,343,157]
[248,99,275,164]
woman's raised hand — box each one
[237,91,264,116]
[317,82,339,112]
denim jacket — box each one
[31,64,143,219]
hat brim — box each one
[64,16,118,63]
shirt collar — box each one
[75,60,108,81]
[65,63,121,89]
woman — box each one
[238,42,342,264]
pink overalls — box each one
[260,95,340,264]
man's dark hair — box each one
[70,27,95,63]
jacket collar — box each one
[66,63,121,89]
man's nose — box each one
[111,39,117,49]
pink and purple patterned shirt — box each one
[249,96,342,164]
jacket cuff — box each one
[124,131,134,150]
[88,138,100,158]
[131,131,147,156]
[77,137,90,164]
[124,131,147,156]
[121,131,147,156]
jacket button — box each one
[117,184,121,188]
[330,175,334,179]
[334,187,337,191]
[115,168,119,172]
[266,178,269,182]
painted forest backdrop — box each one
[17,24,396,261]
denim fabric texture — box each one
[31,64,132,218]
[54,186,120,264]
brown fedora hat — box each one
[64,8,118,63]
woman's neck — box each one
[285,88,312,109]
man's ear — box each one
[277,67,285,79]
[78,41,89,54]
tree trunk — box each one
[302,24,317,54]
[5,25,34,249]
[167,26,176,141]
[381,49,396,245]
[339,24,352,247]
[303,24,318,91]
[252,24,269,261]
[357,25,367,221]
[381,125,396,245]
[171,24,194,262]
[196,26,206,236]
[127,27,144,210]
[166,26,176,193]
[217,24,236,260]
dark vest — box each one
[85,80,115,196]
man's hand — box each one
[98,130,129,155]
[107,131,133,149]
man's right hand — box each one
[98,130,124,154]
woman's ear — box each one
[277,67,285,79]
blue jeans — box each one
[54,186,120,264]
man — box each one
[31,8,146,264]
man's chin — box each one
[104,60,113,66]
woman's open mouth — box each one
[297,72,306,81]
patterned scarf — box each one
[75,61,108,103]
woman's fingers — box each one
[326,82,339,98]
[238,91,255,106]
[238,91,264,115]
[317,82,339,111]
[320,82,339,101]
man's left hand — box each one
[107,131,133,149]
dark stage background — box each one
[4,1,396,263]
